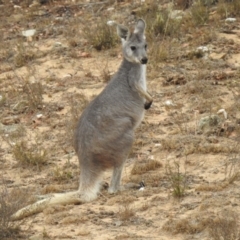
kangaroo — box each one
[11,19,152,220]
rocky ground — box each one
[0,0,240,239]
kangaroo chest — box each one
[139,65,147,91]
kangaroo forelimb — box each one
[133,83,153,110]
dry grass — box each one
[131,159,162,175]
[82,19,118,51]
[190,2,210,26]
[22,80,43,112]
[51,167,73,182]
[138,1,182,39]
[166,160,187,198]
[196,182,229,191]
[149,40,169,67]
[217,0,240,18]
[163,216,209,234]
[138,202,151,212]
[101,61,112,83]
[0,184,32,239]
[161,135,239,154]
[208,210,240,240]
[14,45,37,68]
[11,139,48,169]
[118,202,135,221]
[224,143,240,183]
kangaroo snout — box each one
[141,57,148,64]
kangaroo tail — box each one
[11,191,82,221]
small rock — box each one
[209,52,227,60]
[114,220,123,227]
[62,74,72,79]
[55,17,64,22]
[107,7,114,11]
[197,46,209,53]
[36,114,43,119]
[198,115,221,132]
[29,0,40,8]
[217,109,227,119]
[165,100,175,106]
[79,52,91,58]
[107,20,116,26]
[14,5,22,10]
[22,29,36,37]
[225,18,236,23]
[54,42,62,47]
[170,10,184,20]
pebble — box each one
[22,29,36,37]
[197,46,209,53]
[225,18,236,23]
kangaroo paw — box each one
[144,100,152,110]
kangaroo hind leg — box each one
[108,164,124,194]
[78,164,103,202]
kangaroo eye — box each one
[145,44,147,49]
[130,46,136,51]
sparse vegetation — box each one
[131,159,162,175]
[14,46,36,68]
[217,0,240,17]
[0,184,31,239]
[12,139,48,168]
[208,210,240,240]
[82,19,118,51]
[22,80,44,111]
[162,215,210,234]
[51,166,74,182]
[191,2,210,26]
[101,62,112,83]
[166,160,187,198]
[118,203,135,221]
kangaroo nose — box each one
[141,57,148,64]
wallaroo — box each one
[11,19,153,220]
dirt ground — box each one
[0,0,240,239]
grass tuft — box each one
[12,140,48,169]
[191,2,209,26]
[118,203,135,221]
[208,210,240,240]
[166,161,187,198]
[131,159,162,175]
[83,19,118,51]
[0,185,31,239]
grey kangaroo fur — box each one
[11,19,152,220]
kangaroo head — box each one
[117,19,148,65]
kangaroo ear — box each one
[134,19,146,34]
[117,24,129,40]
